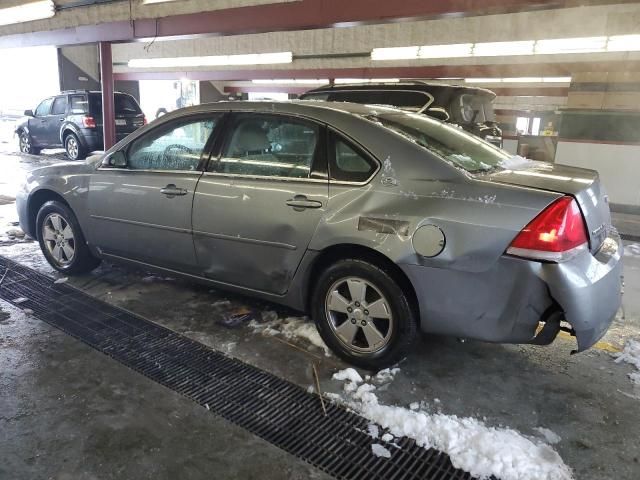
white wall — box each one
[503,138,518,155]
[555,141,640,207]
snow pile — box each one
[371,444,391,458]
[624,243,640,258]
[331,368,573,480]
[614,339,640,385]
[249,314,331,356]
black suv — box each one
[15,90,145,160]
[300,81,503,147]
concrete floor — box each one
[1,150,639,480]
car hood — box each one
[28,156,100,179]
[485,161,611,252]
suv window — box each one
[127,116,219,171]
[90,93,142,115]
[51,96,68,116]
[35,98,53,117]
[329,132,377,183]
[217,115,319,179]
[324,90,432,111]
[70,95,89,114]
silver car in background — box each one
[16,101,623,369]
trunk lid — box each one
[486,162,612,252]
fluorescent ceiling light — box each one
[418,43,473,59]
[0,0,55,26]
[542,77,572,83]
[473,41,535,57]
[334,78,400,84]
[534,36,606,54]
[252,79,328,85]
[607,34,640,52]
[502,77,543,83]
[129,52,292,68]
[371,46,419,61]
[465,78,500,83]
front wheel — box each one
[311,258,418,370]
[36,201,100,274]
[18,132,40,155]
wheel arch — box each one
[304,243,420,318]
[27,189,71,240]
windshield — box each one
[368,111,510,173]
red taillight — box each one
[82,116,96,128]
[507,196,588,262]
[143,116,148,125]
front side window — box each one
[51,96,68,116]
[217,115,319,179]
[329,133,377,183]
[35,98,53,117]
[127,116,219,171]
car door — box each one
[87,114,223,273]
[29,98,53,146]
[45,95,68,146]
[192,112,329,295]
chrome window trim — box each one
[96,167,203,175]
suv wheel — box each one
[19,132,40,155]
[311,258,418,369]
[65,133,86,161]
[36,201,100,274]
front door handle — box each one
[160,184,188,198]
[286,195,323,210]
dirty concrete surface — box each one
[1,149,639,480]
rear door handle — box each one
[286,195,323,210]
[160,184,188,198]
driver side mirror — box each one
[101,150,127,168]
[426,107,450,122]
[24,109,34,117]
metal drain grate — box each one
[0,256,478,480]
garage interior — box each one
[1,1,639,480]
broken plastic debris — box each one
[53,277,68,284]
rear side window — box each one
[329,132,377,183]
[217,114,319,179]
[70,95,88,114]
[51,96,68,115]
[127,116,220,171]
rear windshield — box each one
[89,93,142,115]
[368,111,510,173]
[303,90,432,112]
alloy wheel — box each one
[325,277,393,354]
[66,136,79,160]
[42,213,75,266]
[20,134,31,153]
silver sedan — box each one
[16,101,623,369]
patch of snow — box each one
[624,243,640,258]
[331,375,573,480]
[333,368,363,384]
[371,367,400,384]
[12,297,28,304]
[381,433,394,442]
[22,308,33,315]
[371,444,391,458]
[367,423,379,439]
[409,402,419,410]
[53,277,68,284]
[613,339,640,385]
[534,427,562,445]
[248,315,331,356]
[499,155,539,170]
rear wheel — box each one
[312,258,418,370]
[18,131,40,155]
[65,133,86,161]
[36,201,100,274]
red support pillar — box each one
[99,42,116,151]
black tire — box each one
[18,131,40,155]
[36,201,100,274]
[64,133,87,161]
[311,258,418,370]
